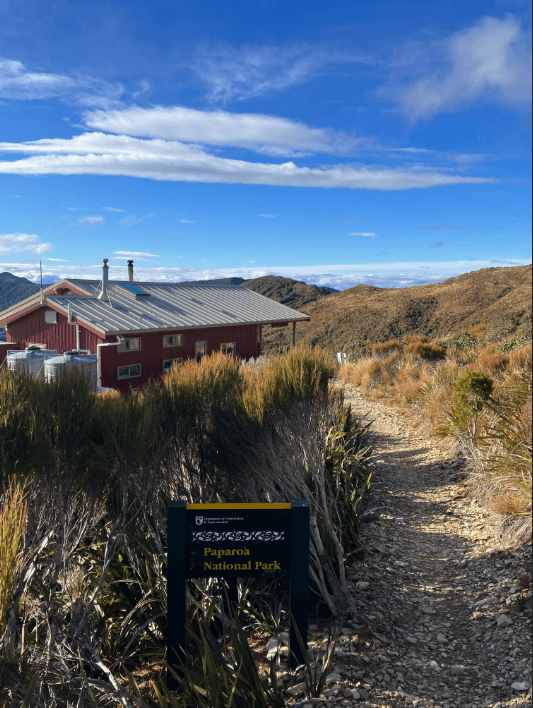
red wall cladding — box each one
[6,308,104,354]
[100,324,261,394]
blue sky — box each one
[0,0,531,289]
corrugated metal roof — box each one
[46,280,309,335]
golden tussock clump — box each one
[404,341,446,360]
[467,344,509,375]
[509,342,532,371]
[345,324,532,522]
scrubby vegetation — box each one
[0,348,371,706]
[341,315,532,519]
[262,264,532,354]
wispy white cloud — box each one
[0,56,124,107]
[193,43,372,103]
[83,105,383,158]
[118,215,137,228]
[118,213,153,227]
[178,219,194,223]
[132,80,151,100]
[113,250,160,261]
[0,133,499,191]
[103,206,126,212]
[350,232,379,237]
[66,207,87,211]
[0,57,76,100]
[45,258,69,262]
[259,213,275,218]
[2,259,530,291]
[392,15,532,120]
[77,215,104,225]
[0,233,52,255]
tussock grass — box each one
[369,339,403,355]
[0,480,27,635]
[343,324,532,523]
[467,344,509,375]
[404,341,446,360]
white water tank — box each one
[7,347,59,378]
[44,351,98,391]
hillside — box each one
[0,272,40,341]
[263,265,532,353]
[0,272,39,312]
[193,275,338,310]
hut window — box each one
[117,363,142,379]
[221,342,236,355]
[163,334,183,347]
[118,337,141,352]
[163,358,183,372]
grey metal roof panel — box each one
[47,280,309,334]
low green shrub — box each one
[438,370,494,435]
[436,332,479,351]
[497,321,533,354]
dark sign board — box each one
[186,503,292,578]
[167,501,310,688]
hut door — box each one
[195,341,207,362]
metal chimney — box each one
[127,260,134,282]
[98,258,110,302]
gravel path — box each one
[294,386,532,708]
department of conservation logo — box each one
[195,516,204,526]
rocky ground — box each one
[276,385,532,708]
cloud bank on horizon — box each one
[1,259,530,292]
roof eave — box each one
[0,279,92,324]
[100,317,310,337]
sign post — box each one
[167,500,186,688]
[167,501,309,688]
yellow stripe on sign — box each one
[186,503,292,510]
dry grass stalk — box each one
[0,479,27,635]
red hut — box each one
[0,260,310,394]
